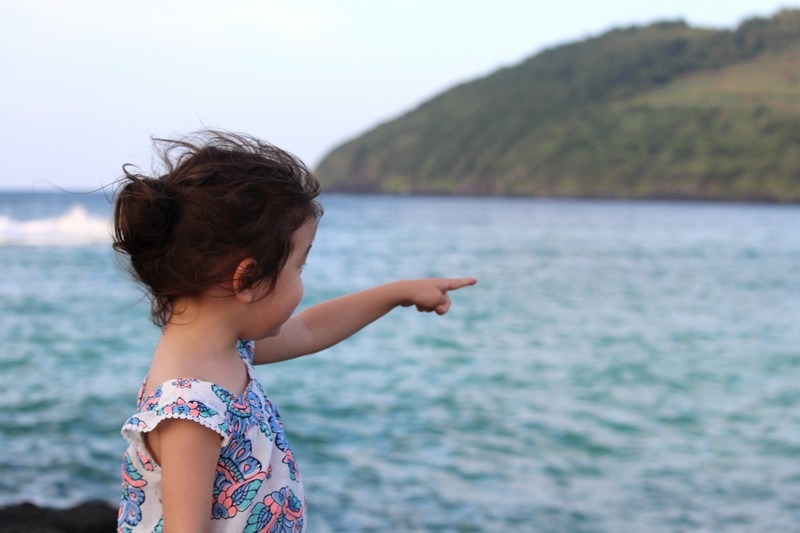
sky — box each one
[0,0,795,190]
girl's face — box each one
[249,218,317,339]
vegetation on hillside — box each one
[315,9,800,201]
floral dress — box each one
[117,340,305,532]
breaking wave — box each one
[0,205,111,246]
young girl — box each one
[113,131,475,532]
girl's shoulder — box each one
[137,339,256,403]
[122,340,259,446]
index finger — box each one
[439,277,478,291]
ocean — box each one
[0,191,798,532]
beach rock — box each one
[0,501,116,533]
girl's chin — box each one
[261,325,283,338]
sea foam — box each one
[0,205,111,246]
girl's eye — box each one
[300,263,307,271]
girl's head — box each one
[113,130,323,327]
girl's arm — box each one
[253,277,476,365]
[155,420,221,532]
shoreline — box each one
[0,501,116,532]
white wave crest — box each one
[0,205,112,246]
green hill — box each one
[315,9,800,202]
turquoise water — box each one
[1,192,799,532]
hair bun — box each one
[113,171,177,258]
[148,177,177,217]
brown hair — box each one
[113,130,323,327]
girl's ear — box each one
[232,258,257,303]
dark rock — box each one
[0,501,116,533]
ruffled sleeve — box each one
[121,378,231,452]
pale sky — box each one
[0,0,794,190]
